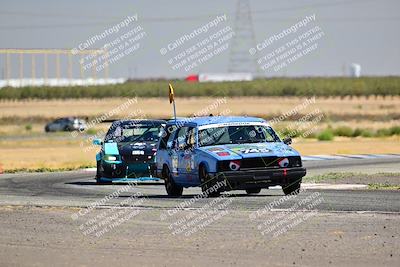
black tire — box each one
[44,126,50,132]
[163,166,183,197]
[199,165,221,197]
[246,188,261,195]
[95,161,110,184]
[282,181,301,195]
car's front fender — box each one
[195,149,218,173]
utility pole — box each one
[228,0,259,76]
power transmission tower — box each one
[228,0,259,75]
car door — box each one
[184,127,197,185]
[156,126,176,175]
[58,119,68,131]
[169,128,180,182]
[176,126,196,185]
[51,119,62,131]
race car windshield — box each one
[105,125,161,142]
[198,125,280,147]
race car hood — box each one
[104,141,157,156]
[198,142,300,160]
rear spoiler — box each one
[100,119,119,123]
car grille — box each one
[122,155,151,163]
[217,156,302,171]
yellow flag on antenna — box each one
[168,83,175,104]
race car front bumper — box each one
[102,161,153,178]
[213,167,306,190]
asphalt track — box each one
[0,157,399,212]
[1,157,399,266]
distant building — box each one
[350,63,361,77]
[0,78,126,88]
[185,73,253,83]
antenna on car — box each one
[168,83,177,124]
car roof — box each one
[111,119,166,126]
[166,116,267,127]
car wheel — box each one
[95,161,110,184]
[282,181,301,195]
[44,126,50,132]
[245,188,261,195]
[163,166,183,197]
[199,165,221,197]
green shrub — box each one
[333,126,353,137]
[317,129,334,141]
[86,128,97,135]
[390,126,400,135]
[361,129,374,137]
[277,127,304,138]
[25,124,32,131]
[376,128,391,137]
[1,77,400,99]
[352,128,363,137]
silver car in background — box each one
[45,117,87,132]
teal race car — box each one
[93,119,166,184]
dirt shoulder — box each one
[0,206,399,267]
[304,172,400,189]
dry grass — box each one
[1,96,399,119]
[1,97,399,171]
[0,139,95,170]
[292,136,400,155]
[0,123,110,136]
[0,97,399,136]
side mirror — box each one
[93,139,103,146]
[283,137,292,145]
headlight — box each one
[104,155,117,161]
[289,156,302,167]
[229,160,241,171]
[278,158,289,168]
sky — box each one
[0,0,399,79]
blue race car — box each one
[93,119,166,183]
[155,116,306,196]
